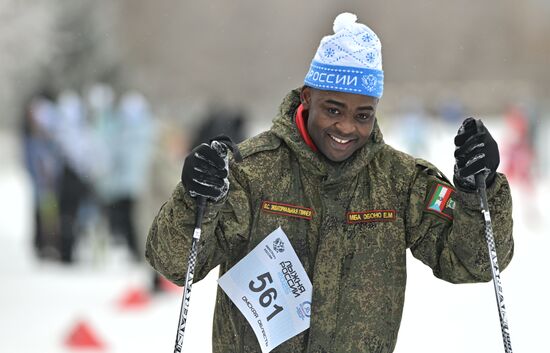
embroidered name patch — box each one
[425,183,455,220]
[261,201,313,220]
[347,210,396,224]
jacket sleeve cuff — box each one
[454,172,507,210]
[179,183,227,223]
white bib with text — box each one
[218,227,312,353]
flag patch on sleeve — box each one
[425,183,455,220]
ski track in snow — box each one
[0,120,548,353]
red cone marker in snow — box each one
[117,287,151,310]
[65,320,105,350]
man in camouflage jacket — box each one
[146,13,513,353]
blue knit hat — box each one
[304,12,384,98]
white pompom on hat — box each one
[304,12,384,98]
[332,12,358,33]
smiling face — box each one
[300,86,379,162]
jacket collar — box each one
[271,88,385,185]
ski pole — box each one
[173,136,242,353]
[173,195,206,353]
[475,172,513,353]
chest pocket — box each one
[345,209,404,253]
[249,194,314,271]
[341,175,407,276]
[344,174,404,247]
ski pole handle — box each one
[194,196,207,230]
[475,172,513,353]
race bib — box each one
[218,227,312,353]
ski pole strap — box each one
[209,134,243,162]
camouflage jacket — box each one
[146,89,514,353]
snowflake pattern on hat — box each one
[324,47,335,58]
[316,19,382,70]
[365,51,377,64]
[362,33,374,43]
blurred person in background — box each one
[54,90,95,263]
[86,83,121,259]
[502,105,535,188]
[86,84,156,263]
[20,90,62,259]
[106,91,155,262]
[27,90,95,263]
[146,12,514,352]
[501,103,543,227]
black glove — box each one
[181,141,229,202]
[453,117,500,191]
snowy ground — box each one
[1,120,548,353]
